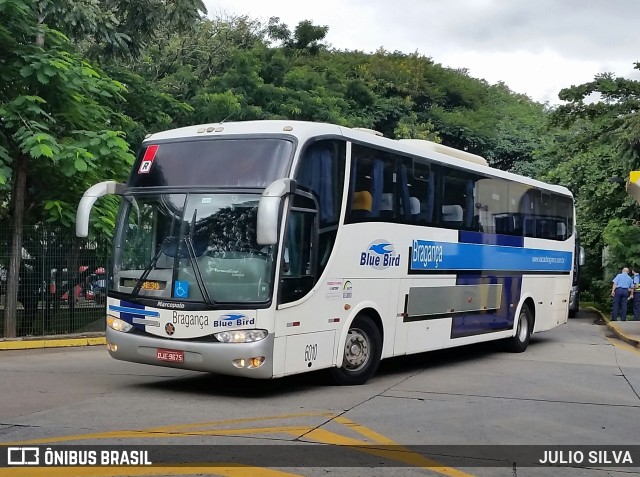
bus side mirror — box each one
[76,181,124,238]
[257,178,296,245]
[579,246,586,266]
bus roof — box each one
[144,120,573,198]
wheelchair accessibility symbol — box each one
[174,280,189,298]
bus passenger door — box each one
[278,195,318,304]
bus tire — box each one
[330,315,382,386]
[505,305,532,353]
[568,298,578,318]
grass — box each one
[582,301,609,316]
[0,305,105,338]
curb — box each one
[586,306,640,349]
[0,334,106,351]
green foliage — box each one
[40,0,207,59]
[191,92,242,124]
[0,5,566,239]
[0,0,134,236]
[393,113,440,141]
[9,0,632,315]
[267,17,329,56]
[529,63,640,302]
[602,218,640,270]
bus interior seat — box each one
[351,190,372,219]
[557,222,567,240]
[409,197,421,220]
[380,193,394,218]
[409,197,420,219]
[442,205,463,226]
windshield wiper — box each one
[131,236,176,297]
[185,235,214,306]
[184,208,214,306]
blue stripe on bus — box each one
[119,300,145,310]
[118,300,152,330]
[410,239,572,273]
[452,273,522,338]
[108,304,160,318]
[458,230,523,247]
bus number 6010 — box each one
[304,344,318,362]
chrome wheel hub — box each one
[517,312,528,342]
[343,328,370,371]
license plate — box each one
[156,348,184,363]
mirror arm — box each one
[257,179,296,245]
[76,181,124,238]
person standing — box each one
[633,267,640,321]
[611,267,634,321]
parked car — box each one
[61,284,91,302]
[90,276,107,304]
[60,269,106,305]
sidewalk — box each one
[589,307,640,348]
[607,320,640,348]
[0,332,105,350]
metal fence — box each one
[0,226,110,338]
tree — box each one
[39,0,207,60]
[0,0,134,337]
[529,65,640,298]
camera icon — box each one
[7,447,40,466]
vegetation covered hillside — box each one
[1,0,639,334]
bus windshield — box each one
[113,193,274,304]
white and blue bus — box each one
[76,121,575,385]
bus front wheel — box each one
[330,316,382,386]
[505,305,532,353]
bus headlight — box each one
[107,316,132,333]
[215,329,268,343]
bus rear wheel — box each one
[330,316,381,386]
[505,305,532,353]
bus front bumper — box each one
[105,328,274,378]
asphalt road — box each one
[0,311,639,477]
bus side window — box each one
[409,158,435,225]
[555,195,573,240]
[440,166,478,231]
[279,201,316,304]
[295,139,346,277]
[475,177,509,234]
[396,156,422,223]
[347,145,397,223]
[511,184,536,237]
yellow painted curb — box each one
[0,336,106,351]
[586,306,640,349]
[87,336,107,346]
